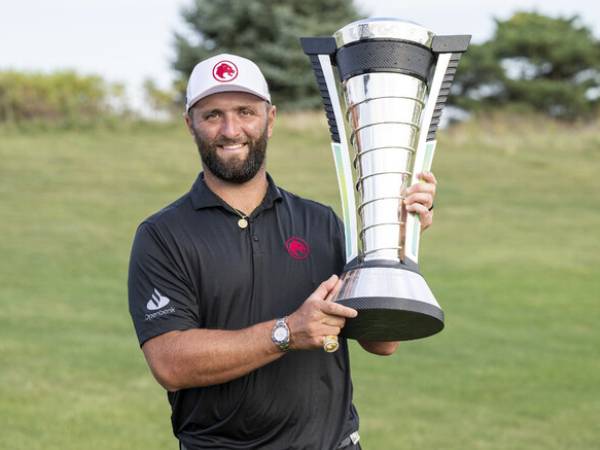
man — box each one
[128,53,437,450]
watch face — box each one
[274,327,288,342]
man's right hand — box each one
[286,275,357,351]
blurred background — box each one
[1,1,599,449]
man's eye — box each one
[204,112,219,120]
[240,109,254,116]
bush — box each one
[0,70,128,127]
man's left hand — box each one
[404,171,437,232]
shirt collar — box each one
[190,172,282,213]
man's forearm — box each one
[143,320,283,391]
[142,276,358,391]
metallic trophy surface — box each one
[301,18,470,341]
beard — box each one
[190,123,268,184]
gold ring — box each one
[323,335,339,353]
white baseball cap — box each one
[185,53,271,112]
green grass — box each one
[1,112,599,449]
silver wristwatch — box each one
[271,317,290,352]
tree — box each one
[172,0,360,110]
[453,12,600,119]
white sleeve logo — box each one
[146,288,171,311]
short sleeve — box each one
[128,222,199,346]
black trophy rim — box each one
[337,297,445,341]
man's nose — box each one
[219,114,242,139]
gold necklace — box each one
[233,208,249,229]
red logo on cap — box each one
[212,61,238,82]
[285,237,310,260]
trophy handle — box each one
[405,36,471,263]
[301,38,359,263]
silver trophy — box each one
[301,18,470,341]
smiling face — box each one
[185,91,276,184]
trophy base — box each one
[333,264,444,341]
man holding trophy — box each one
[128,18,467,450]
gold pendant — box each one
[238,218,248,229]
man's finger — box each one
[405,202,430,217]
[405,203,432,230]
[321,315,346,328]
[321,301,357,318]
[404,192,434,209]
[324,277,344,302]
[418,171,437,185]
[406,181,436,196]
[312,275,339,300]
[321,324,342,336]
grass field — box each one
[1,112,599,449]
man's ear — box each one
[267,104,277,139]
[184,112,194,135]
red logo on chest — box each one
[285,237,310,260]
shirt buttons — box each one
[252,236,259,242]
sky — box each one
[1,0,599,108]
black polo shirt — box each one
[128,173,359,450]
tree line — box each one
[168,1,600,120]
[2,1,599,126]
[0,71,128,127]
